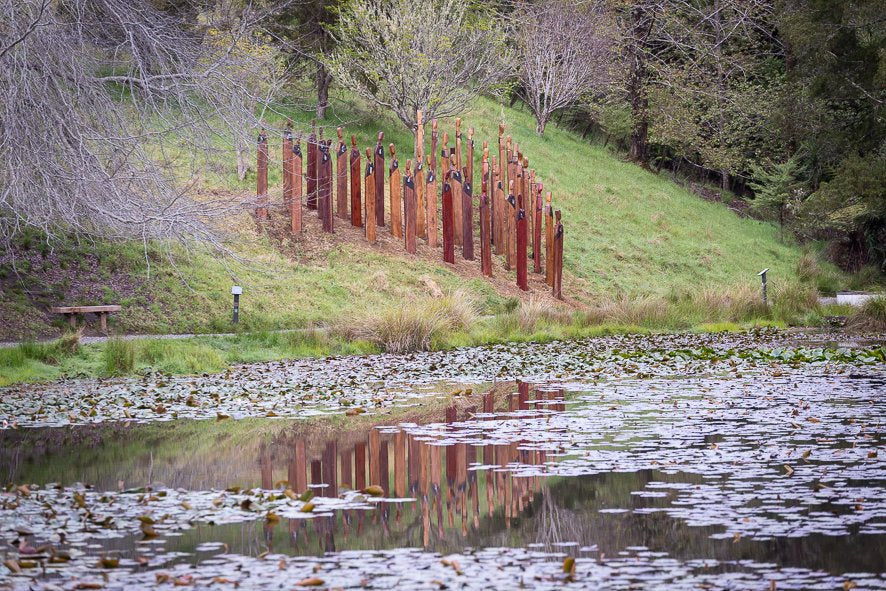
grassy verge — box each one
[3,287,875,387]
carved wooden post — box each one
[480,143,492,277]
[495,124,506,253]
[256,128,268,220]
[427,119,438,248]
[453,119,463,245]
[533,182,543,274]
[404,159,417,254]
[336,128,348,220]
[307,121,317,210]
[374,132,385,227]
[545,192,554,286]
[415,110,426,240]
[528,168,535,253]
[319,140,333,232]
[505,180,516,272]
[442,168,455,264]
[291,134,303,235]
[283,120,293,209]
[316,127,325,218]
[350,135,362,228]
[554,210,563,299]
[462,127,474,261]
[365,148,376,243]
[389,144,402,238]
[516,192,528,291]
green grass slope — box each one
[1,91,832,341]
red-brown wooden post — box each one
[516,192,528,291]
[527,168,535,251]
[291,134,303,235]
[442,169,455,264]
[505,180,516,271]
[256,128,268,220]
[480,143,492,278]
[283,120,293,209]
[545,192,554,286]
[389,144,402,238]
[533,182,543,274]
[374,132,385,227]
[495,125,505,253]
[365,148,376,243]
[462,127,474,261]
[415,110,426,240]
[307,121,317,210]
[336,127,348,220]
[316,127,325,218]
[554,210,563,299]
[350,135,362,228]
[404,159,417,254]
[427,119,438,248]
[319,140,333,232]
[453,119,463,246]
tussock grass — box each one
[102,338,135,375]
[341,289,479,353]
[849,296,886,331]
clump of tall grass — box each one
[103,338,135,375]
[0,329,82,368]
[848,296,886,331]
[137,339,225,374]
[771,280,819,324]
[340,289,479,353]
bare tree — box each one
[513,0,614,135]
[325,0,511,130]
[0,0,284,251]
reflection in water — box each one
[245,384,566,555]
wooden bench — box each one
[50,305,121,333]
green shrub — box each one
[771,281,819,324]
[849,296,886,331]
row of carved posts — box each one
[254,114,565,299]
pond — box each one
[1,330,884,589]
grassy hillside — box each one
[0,90,851,342]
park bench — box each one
[49,305,121,334]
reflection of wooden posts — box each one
[415,110,426,240]
[545,193,554,286]
[350,136,362,228]
[554,212,564,299]
[404,160,417,254]
[516,192,528,291]
[453,119,463,245]
[394,430,406,497]
[409,434,421,493]
[355,442,367,490]
[310,459,322,485]
[336,128,348,220]
[389,145,402,238]
[462,127,475,261]
[307,121,317,210]
[340,447,352,490]
[369,428,381,487]
[256,129,268,220]
[533,183,543,274]
[379,440,389,495]
[283,121,293,209]
[427,119,438,248]
[479,144,492,278]
[291,135,303,235]
[374,132,385,227]
[323,441,338,497]
[442,172,455,264]
[260,446,273,489]
[291,439,307,492]
[364,149,376,243]
[319,140,333,232]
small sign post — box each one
[758,268,769,305]
[231,286,242,324]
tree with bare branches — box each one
[324,0,511,130]
[0,0,283,251]
[513,0,614,135]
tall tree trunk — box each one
[316,64,332,119]
[627,4,650,165]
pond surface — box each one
[1,330,884,589]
